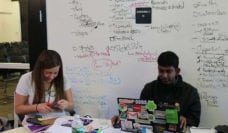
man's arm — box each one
[185,89,201,127]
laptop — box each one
[117,97,181,133]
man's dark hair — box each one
[157,51,179,68]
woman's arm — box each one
[57,89,74,111]
[65,89,74,109]
[15,93,53,115]
[14,92,37,114]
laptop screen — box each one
[117,97,180,133]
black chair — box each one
[0,44,8,62]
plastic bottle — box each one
[71,114,84,133]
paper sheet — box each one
[45,125,72,133]
[190,127,217,133]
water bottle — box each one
[71,114,84,133]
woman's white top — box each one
[15,72,71,126]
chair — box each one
[0,44,8,62]
[13,92,24,128]
[14,92,19,128]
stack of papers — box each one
[190,127,217,133]
[45,125,72,133]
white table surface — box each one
[0,63,29,69]
[2,118,196,133]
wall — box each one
[46,0,228,127]
[0,0,21,42]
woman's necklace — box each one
[45,83,52,103]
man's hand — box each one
[111,115,121,128]
[180,115,187,128]
[111,115,120,125]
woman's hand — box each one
[57,99,69,110]
[37,103,53,114]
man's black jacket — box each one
[140,75,201,127]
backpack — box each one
[215,125,228,133]
[0,118,5,131]
[0,117,13,131]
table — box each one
[2,117,194,133]
[2,126,197,133]
[0,62,29,79]
[0,63,29,69]
[2,127,30,133]
[2,118,124,133]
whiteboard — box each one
[46,0,228,127]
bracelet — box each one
[36,104,39,112]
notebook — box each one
[117,97,181,133]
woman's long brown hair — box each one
[32,50,65,104]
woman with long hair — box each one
[14,50,74,124]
